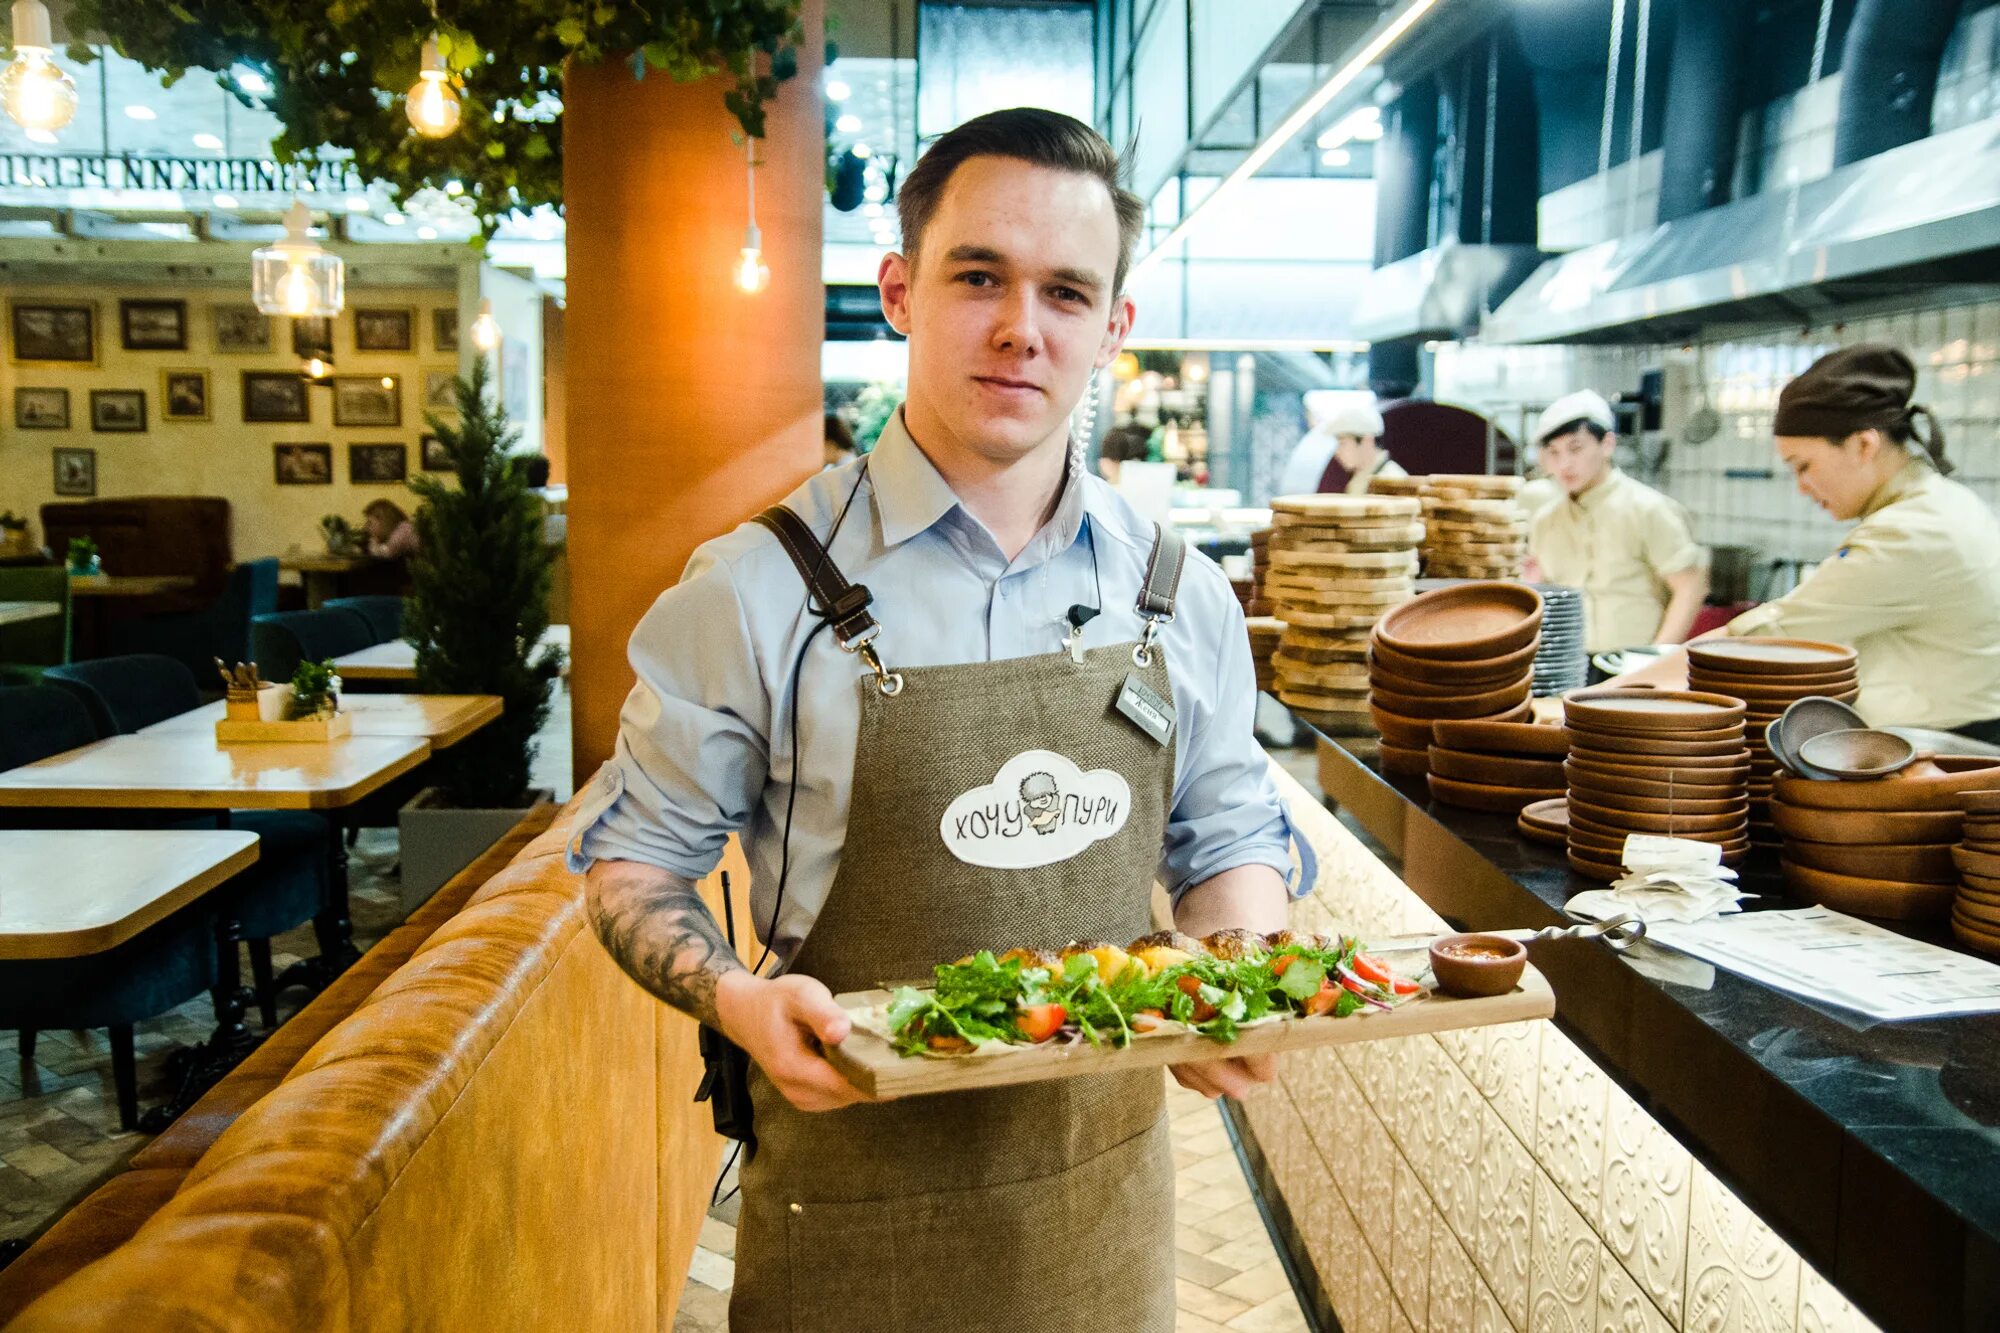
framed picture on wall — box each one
[213,305,273,352]
[274,442,333,485]
[333,375,400,427]
[161,370,210,421]
[423,370,458,411]
[15,386,70,429]
[53,447,96,497]
[10,301,96,365]
[242,371,309,423]
[350,443,408,483]
[120,299,188,351]
[420,433,451,471]
[90,389,147,433]
[354,307,414,352]
[291,315,334,360]
[433,308,459,352]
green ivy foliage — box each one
[59,0,805,234]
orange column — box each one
[563,19,825,782]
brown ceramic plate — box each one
[1565,740,1756,767]
[1956,879,2000,907]
[1566,730,1750,759]
[1562,690,1748,732]
[1373,677,1532,721]
[1565,848,1628,882]
[1949,914,2000,956]
[1780,860,1956,921]
[1567,826,1751,859]
[1429,747,1567,790]
[1567,802,1749,837]
[1952,895,2000,932]
[1564,756,1750,789]
[1372,582,1544,661]
[1369,705,1437,749]
[1783,838,1958,883]
[1690,670,1859,694]
[1517,797,1569,845]
[1369,637,1539,684]
[1687,638,1858,676]
[1561,760,1750,797]
[1960,788,2000,814]
[1689,681,1860,706]
[1367,662,1502,699]
[1432,717,1569,757]
[1953,845,2000,881]
[1426,773,1565,814]
[1768,801,1962,846]
[1379,739,1431,778]
[1555,716,1747,742]
[1562,782,1749,817]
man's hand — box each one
[716,970,875,1113]
[1171,1053,1277,1101]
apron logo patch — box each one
[939,749,1133,869]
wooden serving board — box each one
[825,964,1553,1098]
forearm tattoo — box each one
[588,867,746,1028]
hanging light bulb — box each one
[252,200,344,317]
[301,355,334,383]
[470,298,500,351]
[1,0,78,133]
[733,137,769,295]
[405,36,460,138]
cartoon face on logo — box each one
[940,749,1132,869]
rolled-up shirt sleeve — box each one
[568,547,771,876]
[1159,594,1304,902]
[1642,498,1707,579]
[1725,529,1920,643]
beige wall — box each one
[1,281,464,562]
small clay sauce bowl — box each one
[1428,933,1528,998]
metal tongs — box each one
[1370,911,1647,955]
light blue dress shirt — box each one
[571,409,1302,967]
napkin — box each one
[1568,834,1753,926]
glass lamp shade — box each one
[405,38,459,137]
[1,48,76,132]
[252,202,344,317]
[470,298,501,351]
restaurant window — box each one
[916,2,1095,143]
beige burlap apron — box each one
[729,509,1186,1332]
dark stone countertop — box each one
[1297,717,2000,1333]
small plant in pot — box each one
[397,356,564,908]
[65,535,100,575]
[320,514,361,556]
[285,659,341,720]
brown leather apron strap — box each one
[752,504,880,650]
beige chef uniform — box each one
[1347,452,1408,495]
[1530,467,1707,652]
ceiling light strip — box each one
[1130,0,1442,279]
[1124,337,1371,353]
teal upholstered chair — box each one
[250,607,375,686]
[322,594,403,645]
[107,557,278,685]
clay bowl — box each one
[1691,680,1859,707]
[1432,717,1570,757]
[1429,747,1567,790]
[1687,637,1858,676]
[1564,782,1749,818]
[1693,669,1861,694]
[1557,715,1747,742]
[1796,729,1919,780]
[1368,663,1489,699]
[1780,860,1956,921]
[1428,933,1528,998]
[1567,730,1750,759]
[1426,772,1564,814]
[1566,848,1630,881]
[1565,740,1755,767]
[1565,756,1751,789]
[1563,690,1748,733]
[1768,800,1962,846]
[1953,845,2000,881]
[1954,894,2000,932]
[1783,837,1959,882]
[1370,705,1437,749]
[1373,581,1543,662]
[1369,637,1538,684]
[1562,760,1750,798]
[1568,801,1749,837]
[1373,676,1532,721]
[1961,789,2000,815]
[1517,797,1569,845]
[1379,739,1431,778]
[1566,814,1751,851]
[1950,914,2000,955]
[1957,876,2000,904]
[1777,757,2000,812]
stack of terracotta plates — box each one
[1561,690,1753,881]
[1245,615,1284,694]
[1367,581,1543,778]
[1687,638,1860,846]
[1954,790,2000,954]
[1425,717,1569,813]
[1266,494,1424,718]
[1418,475,1526,580]
[1247,526,1274,617]
[1767,759,2000,922]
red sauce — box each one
[1436,940,1516,961]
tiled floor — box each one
[671,1076,1312,1333]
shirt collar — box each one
[1858,456,1930,520]
[1571,465,1626,512]
[869,407,1098,561]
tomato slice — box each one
[1016,1003,1067,1043]
[1302,981,1341,1016]
[1339,974,1369,997]
[1352,953,1394,986]
[1272,954,1297,976]
[1388,975,1420,996]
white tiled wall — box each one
[1935,6,2000,134]
[1245,757,1883,1333]
[1435,297,2000,567]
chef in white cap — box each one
[1526,389,1709,652]
[1277,391,1403,497]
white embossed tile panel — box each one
[1428,1211,1479,1333]
[1472,1276,1514,1333]
[1475,1103,1536,1330]
[1398,1036,1447,1183]
[1472,1021,1542,1142]
[1358,1246,1397,1333]
[1685,1161,1801,1333]
[1530,1173,1600,1333]
[1600,1082,1691,1325]
[1312,1186,1363,1321]
[1391,1159,1433,1327]
[1379,1037,1422,1160]
[1598,1244,1674,1333]
[1358,1036,1407,1126]
[1798,1262,1884,1333]
[1433,1059,1485,1250]
[1356,1102,1400,1273]
[1534,1025,1610,1221]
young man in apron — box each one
[572,107,1299,1330]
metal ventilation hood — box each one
[1352,242,1546,342]
[1484,117,2000,344]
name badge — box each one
[939,749,1132,869]
[1115,673,1176,747]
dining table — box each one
[280,552,381,608]
[139,692,504,750]
[332,625,569,683]
[67,573,196,598]
[0,600,60,628]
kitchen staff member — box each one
[572,108,1299,1331]
[1712,344,2000,737]
[1527,389,1709,651]
[1327,396,1404,494]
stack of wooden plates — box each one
[1247,527,1274,618]
[1266,494,1424,717]
[1517,797,1570,847]
[1426,717,1569,814]
[1245,615,1284,694]
[1687,638,1860,846]
[1562,690,1753,881]
[1766,760,2000,923]
[1419,475,1527,580]
[1367,581,1543,779]
[1953,790,2000,953]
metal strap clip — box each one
[1132,612,1171,668]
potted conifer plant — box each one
[397,357,565,908]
